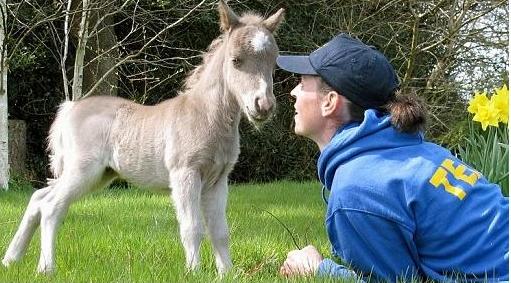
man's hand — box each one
[279,245,324,277]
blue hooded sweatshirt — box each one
[316,109,509,282]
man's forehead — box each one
[302,75,320,82]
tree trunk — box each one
[82,12,118,97]
[0,0,8,190]
[8,120,26,176]
[70,0,119,99]
[71,0,90,101]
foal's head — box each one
[218,1,284,126]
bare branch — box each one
[82,0,208,99]
[62,0,72,101]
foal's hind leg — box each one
[36,165,115,274]
[169,168,204,271]
[201,175,232,274]
[2,186,52,267]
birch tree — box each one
[0,0,8,190]
[0,0,66,189]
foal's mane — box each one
[182,35,225,93]
[182,12,265,93]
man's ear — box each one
[321,91,343,117]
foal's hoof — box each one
[36,264,55,275]
[217,265,232,277]
[2,258,11,268]
[2,256,15,268]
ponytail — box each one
[318,77,427,133]
[384,90,426,133]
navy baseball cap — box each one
[277,33,400,109]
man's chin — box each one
[293,127,304,137]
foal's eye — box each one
[231,57,242,67]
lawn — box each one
[0,181,358,282]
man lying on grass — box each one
[277,33,509,282]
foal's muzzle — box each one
[254,97,275,120]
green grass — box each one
[0,181,359,282]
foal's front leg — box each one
[201,175,232,274]
[170,169,204,271]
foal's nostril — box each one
[255,97,271,118]
[255,97,262,113]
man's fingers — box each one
[282,247,321,277]
[287,249,299,257]
[303,245,316,251]
[280,261,291,277]
[279,265,287,276]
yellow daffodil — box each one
[491,84,508,124]
[473,101,500,131]
[467,91,489,114]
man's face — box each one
[290,75,325,139]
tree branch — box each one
[82,0,207,99]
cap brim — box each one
[276,55,317,75]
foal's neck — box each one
[187,42,241,130]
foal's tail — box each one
[48,101,75,178]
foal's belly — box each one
[110,145,170,191]
[120,170,170,192]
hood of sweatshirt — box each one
[317,109,423,190]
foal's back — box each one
[53,94,232,190]
[53,95,197,190]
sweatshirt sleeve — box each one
[317,258,362,280]
[325,208,420,281]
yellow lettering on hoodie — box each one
[429,167,467,200]
[440,159,481,186]
[428,158,482,200]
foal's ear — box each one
[263,8,285,33]
[218,0,239,32]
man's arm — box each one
[316,258,361,279]
[325,209,420,281]
[279,245,361,280]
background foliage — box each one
[5,0,509,185]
